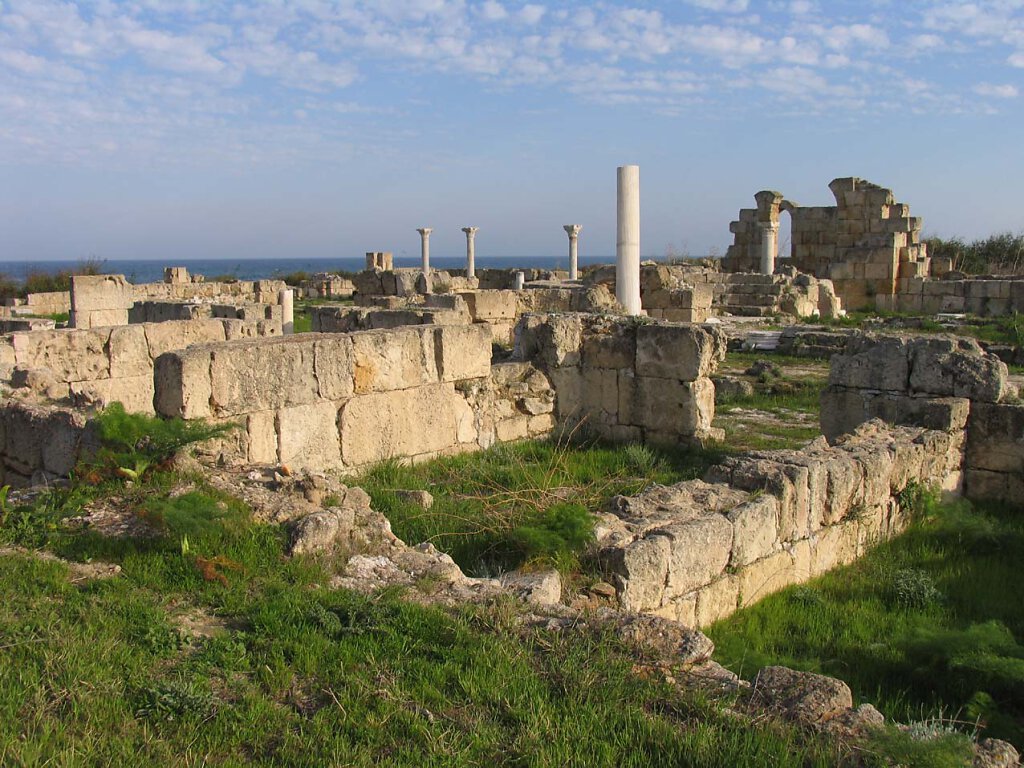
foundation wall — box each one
[2,318,280,414]
[513,314,726,444]
[598,420,964,627]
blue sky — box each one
[1,0,1022,262]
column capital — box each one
[461,226,478,236]
[563,224,582,238]
[758,221,779,232]
[416,227,433,237]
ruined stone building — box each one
[722,178,933,310]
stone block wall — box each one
[513,314,726,444]
[885,276,1024,317]
[310,305,469,333]
[132,278,286,305]
[4,291,71,317]
[0,401,97,487]
[596,420,963,627]
[153,324,556,471]
[821,332,1021,504]
[70,274,134,328]
[298,275,356,300]
[1,318,279,414]
[722,178,929,311]
[965,402,1024,502]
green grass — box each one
[355,437,724,577]
[0,470,849,767]
[707,498,1024,750]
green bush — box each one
[506,502,594,565]
[891,568,943,609]
[93,403,236,463]
[136,677,214,722]
[925,232,1024,275]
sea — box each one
[0,255,641,285]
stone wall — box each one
[722,178,930,311]
[820,332,1021,503]
[1,318,280,414]
[310,305,469,333]
[70,274,134,329]
[4,291,71,316]
[965,402,1024,502]
[153,324,555,471]
[0,401,97,487]
[883,276,1024,316]
[133,278,286,304]
[513,314,726,444]
[588,264,841,320]
[596,420,963,627]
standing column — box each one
[563,224,582,281]
[759,222,779,275]
[417,227,433,276]
[514,271,525,291]
[462,227,479,278]
[279,288,295,335]
[616,165,642,315]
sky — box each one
[0,0,1022,263]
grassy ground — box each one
[0,470,848,766]
[712,351,828,452]
[355,438,725,578]
[707,496,1024,751]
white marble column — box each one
[514,271,525,291]
[279,288,295,335]
[616,165,642,315]
[563,224,582,281]
[462,227,478,278]
[759,222,779,275]
[417,227,433,276]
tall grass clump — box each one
[925,232,1024,275]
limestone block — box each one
[696,576,739,627]
[908,337,1009,402]
[339,383,459,468]
[276,401,342,470]
[108,325,152,378]
[313,335,355,400]
[728,495,780,568]
[811,522,860,574]
[153,349,213,419]
[620,375,701,433]
[662,515,734,598]
[12,329,112,383]
[549,367,585,421]
[635,324,726,382]
[246,410,278,464]
[433,324,492,382]
[829,335,909,392]
[513,314,583,368]
[605,533,671,612]
[527,414,555,435]
[582,367,619,417]
[210,338,318,415]
[967,402,1024,473]
[496,415,530,442]
[143,319,227,358]
[738,549,797,605]
[70,274,134,312]
[581,325,636,369]
[459,290,518,321]
[453,397,478,444]
[350,327,438,394]
[70,375,155,414]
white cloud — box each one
[1010,51,1024,67]
[518,5,546,25]
[974,82,1019,98]
[685,0,750,12]
[479,1,507,21]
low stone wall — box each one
[0,401,97,487]
[0,318,56,333]
[886,276,1024,316]
[310,305,470,333]
[4,291,71,316]
[459,286,620,344]
[513,314,726,444]
[351,269,477,297]
[133,278,286,305]
[965,402,1024,502]
[596,420,963,626]
[820,332,1022,504]
[70,275,134,329]
[129,301,208,323]
[1,318,279,414]
[153,324,556,471]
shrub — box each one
[136,677,214,722]
[93,403,236,464]
[506,502,594,565]
[891,568,943,609]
